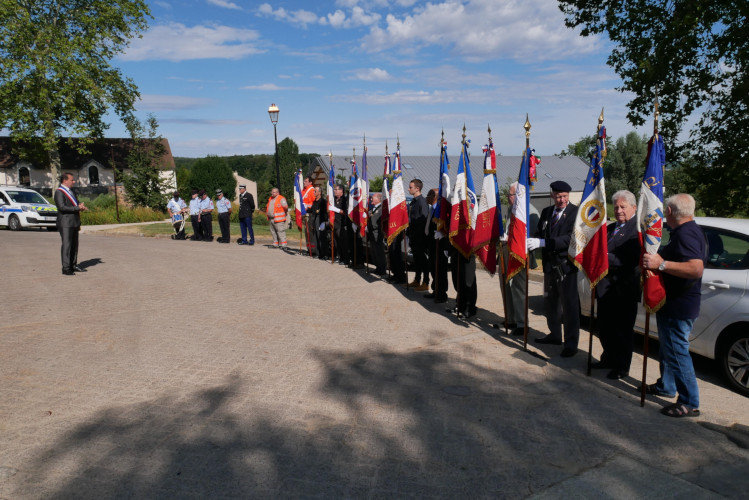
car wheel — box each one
[718,327,749,397]
[8,214,21,231]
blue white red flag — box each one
[359,145,369,238]
[638,133,667,313]
[506,147,531,282]
[435,141,451,234]
[381,147,391,237]
[293,169,306,230]
[569,125,608,287]
[327,156,337,227]
[387,145,409,246]
[473,139,503,275]
[449,139,477,258]
[348,157,364,230]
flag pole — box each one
[364,135,370,274]
[329,150,336,265]
[352,147,358,270]
[588,108,605,376]
[435,130,444,299]
[398,135,409,290]
[523,115,531,350]
[384,141,391,280]
[489,123,509,335]
[641,98,660,407]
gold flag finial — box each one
[397,134,400,151]
[598,107,605,127]
[440,128,445,148]
[385,140,389,156]
[462,123,467,145]
[654,96,660,136]
[524,114,531,148]
[328,150,333,167]
[488,123,492,143]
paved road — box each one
[1,229,748,498]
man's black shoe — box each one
[62,270,75,276]
[535,336,562,345]
[560,348,578,358]
[237,240,246,245]
[424,292,435,299]
[73,266,85,272]
[511,327,525,336]
[434,296,448,304]
[606,369,629,380]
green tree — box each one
[276,137,299,199]
[558,0,749,215]
[120,115,171,211]
[558,135,596,159]
[605,131,648,194]
[369,175,384,193]
[188,156,237,201]
[176,166,191,198]
[0,0,151,186]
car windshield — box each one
[5,190,49,204]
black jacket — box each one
[54,188,81,229]
[536,203,578,274]
[238,191,255,218]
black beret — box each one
[550,180,572,192]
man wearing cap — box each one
[215,189,232,243]
[188,189,202,241]
[237,184,256,245]
[198,189,214,242]
[167,190,187,240]
[527,180,580,357]
[266,187,289,249]
[302,175,316,254]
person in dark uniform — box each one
[407,179,429,290]
[309,186,329,259]
[527,180,580,357]
[593,190,641,379]
[198,189,214,242]
[367,192,387,274]
[450,247,477,318]
[54,173,87,275]
[237,184,256,245]
[332,184,350,265]
[425,188,449,303]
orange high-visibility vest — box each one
[266,195,287,223]
[302,185,315,209]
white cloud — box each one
[123,23,264,61]
[137,94,214,111]
[347,68,391,81]
[311,75,325,79]
[207,0,241,10]
[241,83,315,91]
[257,3,322,27]
[361,0,597,62]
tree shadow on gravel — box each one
[23,346,749,498]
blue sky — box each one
[110,0,647,159]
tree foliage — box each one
[120,115,171,211]
[558,0,749,215]
[276,137,300,200]
[0,0,151,183]
[187,156,237,201]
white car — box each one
[0,186,59,231]
[580,217,749,397]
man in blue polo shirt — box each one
[642,193,706,418]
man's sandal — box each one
[660,403,700,418]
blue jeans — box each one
[239,216,254,243]
[655,314,699,408]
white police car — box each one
[0,186,58,231]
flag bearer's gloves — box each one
[435,231,444,240]
[527,238,544,251]
[499,234,508,243]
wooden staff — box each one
[587,287,596,376]
[498,240,509,335]
[434,130,446,299]
[404,234,409,290]
[305,216,312,257]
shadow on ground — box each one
[23,344,748,498]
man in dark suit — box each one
[425,189,448,303]
[54,173,87,275]
[594,190,641,379]
[332,184,350,265]
[367,192,387,274]
[527,180,580,357]
[406,179,429,290]
[237,184,256,245]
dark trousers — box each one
[410,234,429,284]
[368,235,386,273]
[389,233,405,278]
[451,253,476,313]
[239,216,254,243]
[314,227,329,259]
[543,269,580,349]
[218,213,230,242]
[190,215,202,240]
[598,291,637,371]
[59,226,79,272]
[334,226,350,264]
[200,214,213,241]
[429,237,449,299]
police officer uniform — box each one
[215,189,232,243]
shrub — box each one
[81,206,166,225]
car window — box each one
[5,190,49,204]
[702,227,749,270]
[0,192,8,204]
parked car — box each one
[0,186,58,231]
[580,217,749,397]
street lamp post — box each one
[268,103,280,191]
